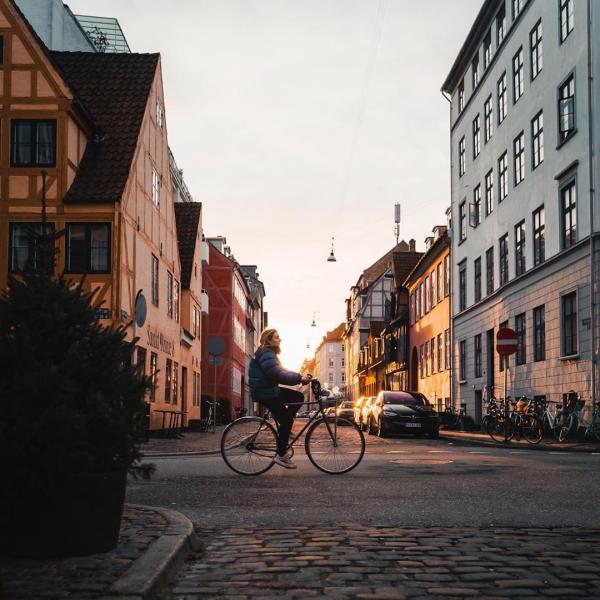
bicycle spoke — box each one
[221,417,277,476]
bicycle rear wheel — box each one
[305,417,365,474]
[555,412,575,443]
[486,415,513,443]
[520,415,543,444]
[221,417,277,476]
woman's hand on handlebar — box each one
[301,374,313,385]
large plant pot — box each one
[0,470,127,558]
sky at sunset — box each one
[70,0,482,371]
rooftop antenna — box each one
[327,236,337,262]
[394,203,401,245]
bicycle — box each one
[220,379,365,476]
[485,396,543,444]
[531,397,563,440]
[200,400,221,433]
[555,393,600,443]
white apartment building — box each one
[442,0,599,423]
[314,323,346,393]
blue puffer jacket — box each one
[248,346,302,401]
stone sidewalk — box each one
[171,525,600,599]
[0,504,197,600]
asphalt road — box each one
[127,433,600,529]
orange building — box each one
[406,227,451,412]
[0,0,203,430]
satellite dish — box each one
[134,290,147,327]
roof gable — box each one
[50,50,160,204]
[174,202,202,289]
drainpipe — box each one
[441,89,454,410]
[587,0,597,404]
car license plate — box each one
[405,423,421,428]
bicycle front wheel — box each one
[305,417,365,474]
[221,417,277,476]
[556,412,575,443]
[521,415,543,444]
[486,415,513,443]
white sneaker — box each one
[273,454,298,469]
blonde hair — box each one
[260,328,281,354]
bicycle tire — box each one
[521,415,543,444]
[486,415,513,443]
[305,417,365,474]
[556,412,575,443]
[221,417,278,476]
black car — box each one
[367,391,439,438]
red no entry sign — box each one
[496,327,518,356]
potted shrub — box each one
[0,272,154,558]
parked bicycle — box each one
[485,396,543,444]
[530,397,563,440]
[220,379,365,475]
[554,393,600,443]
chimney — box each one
[409,239,416,252]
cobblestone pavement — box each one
[171,526,600,599]
[0,505,167,600]
[142,428,226,455]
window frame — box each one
[514,220,526,277]
[497,72,508,124]
[560,290,578,358]
[11,119,57,168]
[531,110,544,169]
[560,176,577,250]
[515,313,526,365]
[558,72,576,144]
[498,151,508,202]
[485,169,494,216]
[560,0,574,43]
[499,233,509,286]
[8,222,55,274]
[459,340,467,382]
[474,256,482,303]
[512,47,524,104]
[65,222,112,274]
[533,205,545,266]
[486,247,494,296]
[459,201,467,242]
[514,131,525,186]
[472,114,481,159]
[533,305,546,362]
[151,254,159,307]
[484,95,493,142]
[474,333,482,378]
[496,5,506,46]
[459,136,466,177]
[458,260,467,312]
[530,19,543,81]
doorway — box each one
[474,389,483,425]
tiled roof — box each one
[174,202,202,289]
[392,251,423,287]
[50,51,159,204]
[403,233,450,285]
[324,322,345,342]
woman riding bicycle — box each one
[248,328,312,469]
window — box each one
[8,222,54,274]
[425,276,430,313]
[425,343,429,377]
[174,279,180,322]
[474,257,482,303]
[472,54,479,89]
[459,137,466,177]
[149,352,158,401]
[152,167,160,207]
[151,254,159,306]
[167,271,174,318]
[437,333,443,372]
[561,291,578,356]
[515,221,526,277]
[514,131,525,186]
[65,223,111,273]
[560,0,574,43]
[137,347,146,374]
[530,20,543,80]
[329,358,334,367]
[437,263,443,303]
[512,48,524,103]
[486,247,494,295]
[533,305,545,362]
[458,79,465,113]
[531,110,544,169]
[499,234,509,286]
[192,305,200,337]
[420,345,424,379]
[11,119,56,167]
[328,372,334,384]
[431,269,436,308]
[342,357,345,367]
[472,114,481,158]
[0,36,3,65]
[474,334,482,378]
[459,201,466,242]
[483,30,492,70]
[459,340,466,381]
[497,72,507,124]
[496,4,506,46]
[515,313,526,365]
[485,169,494,216]
[533,205,545,266]
[444,255,450,297]
[430,339,435,375]
[156,101,163,128]
[458,261,467,312]
[499,320,508,371]
[512,0,523,20]
[470,185,481,227]
[172,362,179,405]
[484,95,493,142]
[444,329,450,370]
[498,151,508,202]
[561,179,577,249]
[559,75,576,142]
[165,358,172,403]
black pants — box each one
[258,388,304,456]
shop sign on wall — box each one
[146,325,175,356]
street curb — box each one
[103,504,199,599]
[143,449,221,458]
[439,432,598,453]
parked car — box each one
[353,397,368,428]
[360,396,377,432]
[336,401,355,421]
[324,407,337,417]
[367,391,439,438]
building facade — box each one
[0,0,203,430]
[442,0,600,423]
[313,323,346,393]
[406,227,451,413]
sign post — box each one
[496,328,519,443]
[207,336,226,433]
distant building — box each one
[74,14,131,53]
[313,323,346,393]
[405,227,451,413]
[442,0,600,420]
